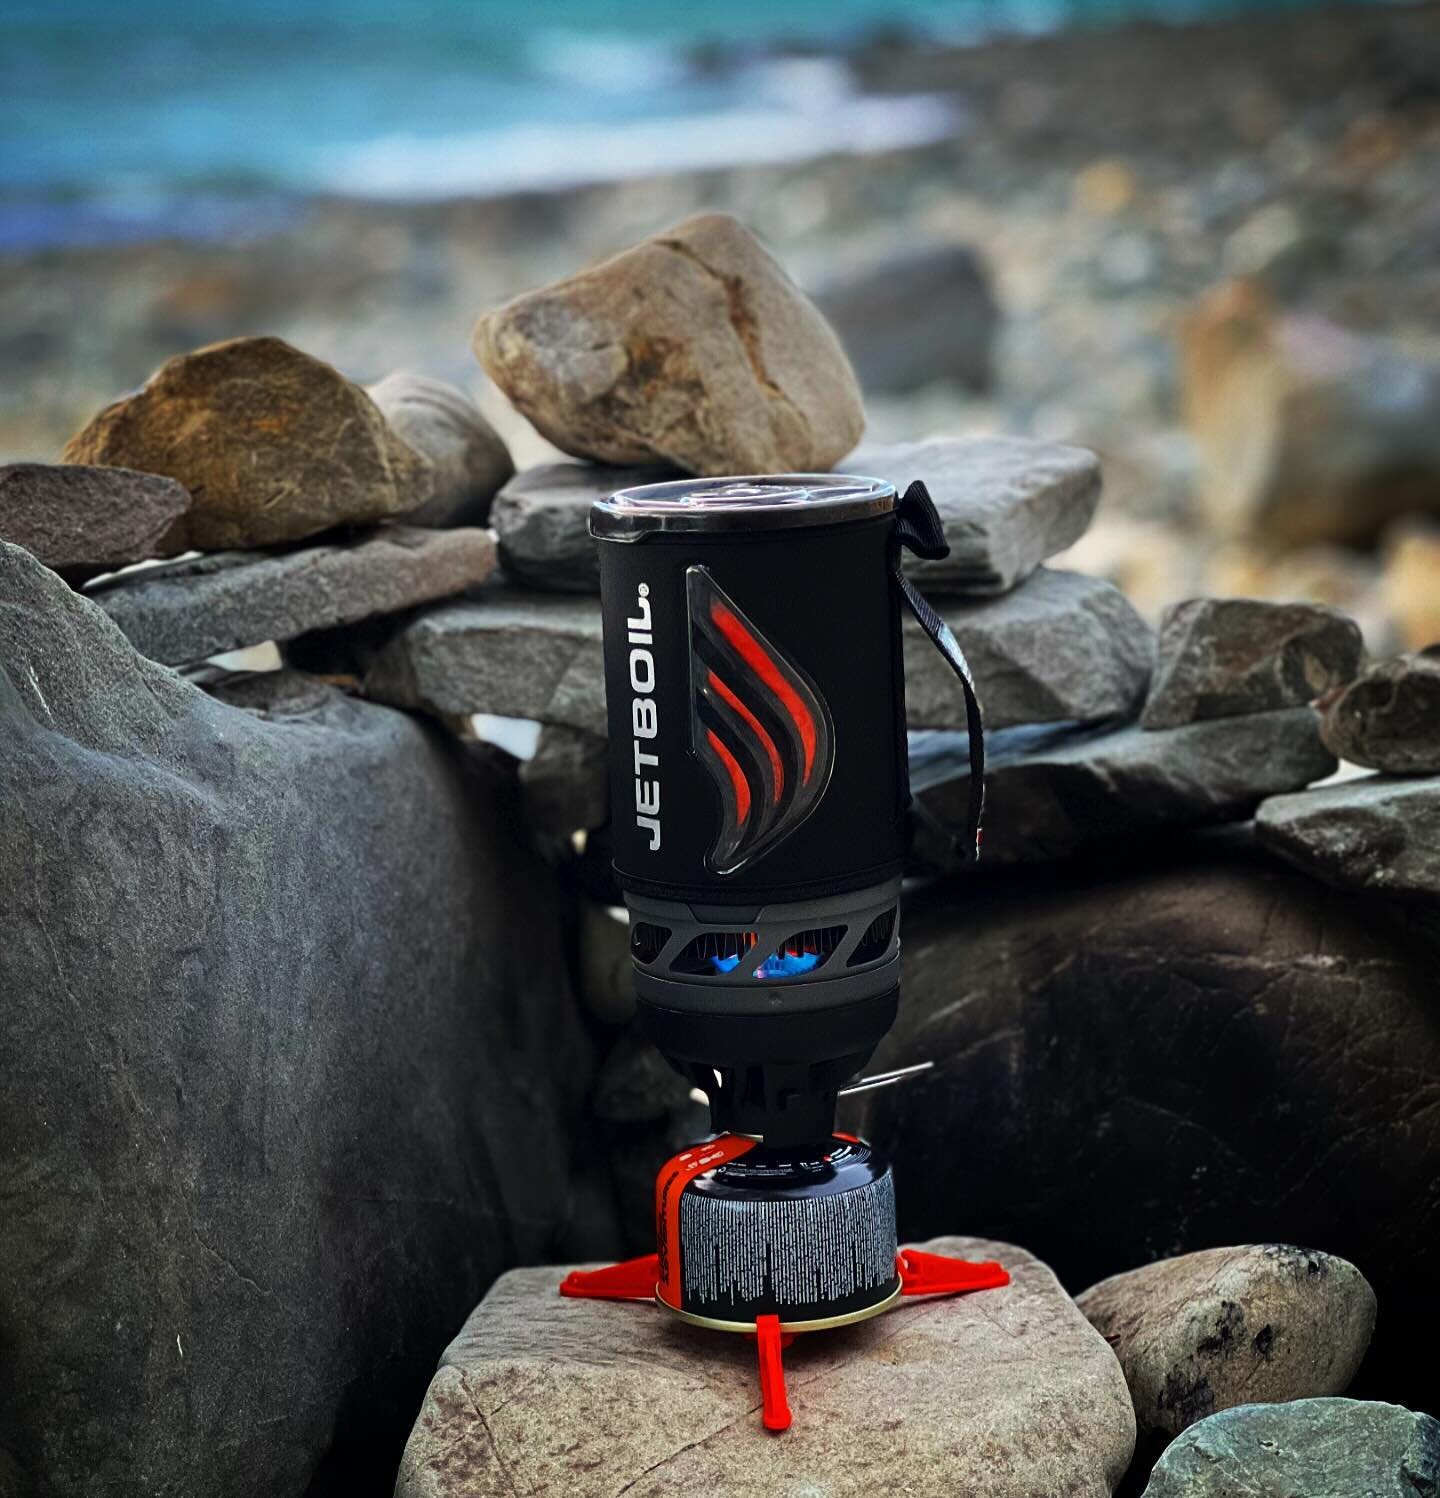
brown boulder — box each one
[62,336,433,549]
[1181,281,1440,546]
[1078,1244,1376,1440]
[473,213,864,476]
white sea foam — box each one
[315,86,960,199]
[527,28,696,90]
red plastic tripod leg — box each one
[897,1248,1010,1297]
[558,1253,660,1302]
[754,1314,792,1433]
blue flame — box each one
[754,951,822,979]
[708,953,744,974]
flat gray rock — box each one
[905,568,1154,730]
[491,460,677,591]
[1318,650,1440,773]
[347,568,1150,736]
[1078,1245,1376,1441]
[0,541,606,1497]
[813,241,999,396]
[847,436,1102,595]
[87,525,496,665]
[912,709,1335,867]
[358,590,607,732]
[396,1236,1136,1498]
[0,461,190,574]
[1256,774,1440,901]
[367,372,514,527]
[1141,1398,1440,1497]
[1142,597,1363,730]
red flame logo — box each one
[687,567,834,875]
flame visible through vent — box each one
[670,926,846,979]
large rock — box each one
[320,569,1151,737]
[62,336,433,549]
[847,435,1103,595]
[491,460,676,592]
[857,843,1440,1401]
[905,568,1154,730]
[0,542,605,1497]
[1141,1399,1440,1498]
[395,1236,1136,1498]
[1256,774,1440,901]
[87,526,496,666]
[1317,651,1440,773]
[1141,598,1363,730]
[366,372,514,527]
[0,462,190,576]
[1181,280,1440,546]
[1077,1245,1376,1440]
[813,241,999,396]
[473,213,865,476]
[911,709,1335,868]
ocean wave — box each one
[315,89,960,199]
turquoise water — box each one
[0,0,1392,246]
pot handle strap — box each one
[891,480,986,864]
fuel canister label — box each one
[681,1169,897,1315]
[654,1135,757,1309]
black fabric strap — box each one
[892,480,985,864]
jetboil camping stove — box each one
[560,474,1008,1430]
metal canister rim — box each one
[589,473,897,541]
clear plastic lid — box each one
[589,473,896,540]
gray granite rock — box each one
[847,436,1102,595]
[1141,1399,1440,1497]
[518,723,610,842]
[1142,598,1363,730]
[86,525,497,665]
[1078,1245,1376,1440]
[857,846,1438,1403]
[0,461,190,575]
[912,709,1335,868]
[491,460,676,591]
[905,568,1154,730]
[0,541,605,1497]
[1318,650,1440,773]
[367,372,514,527]
[396,1236,1135,1498]
[355,590,607,732]
[1256,774,1440,901]
[813,241,999,396]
